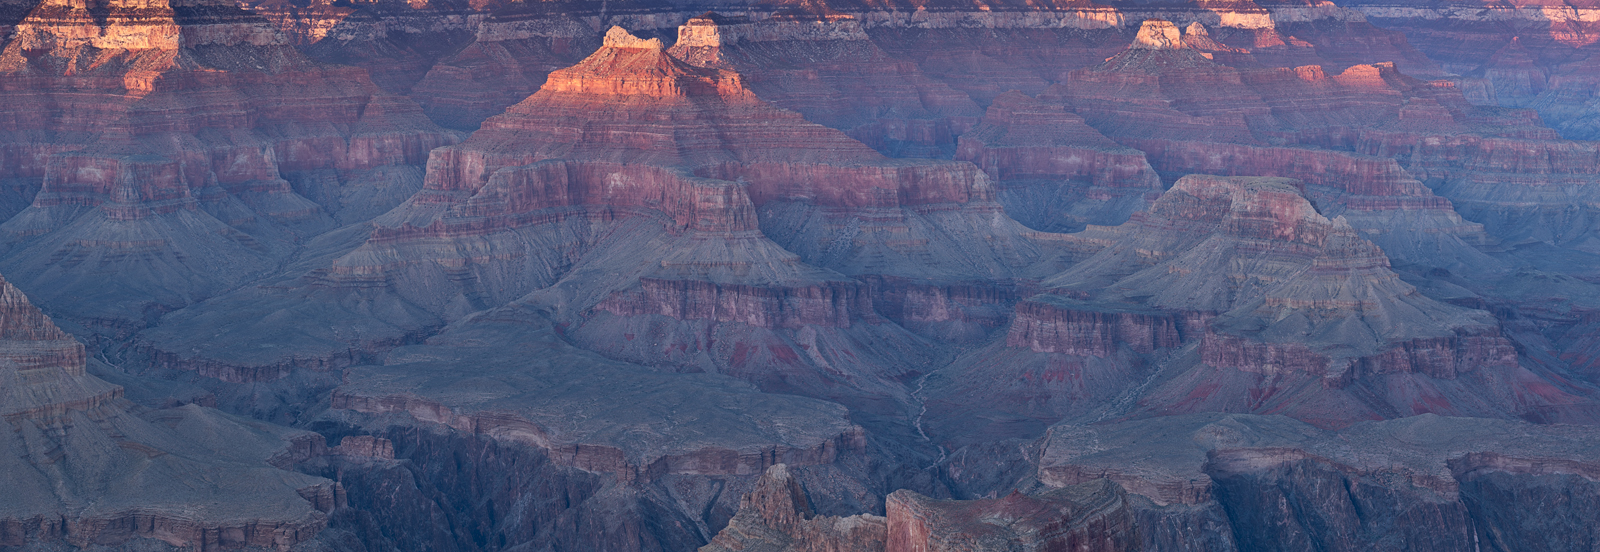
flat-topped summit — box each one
[1046,175,1473,330]
[543,26,748,98]
[673,11,867,50]
[601,25,662,50]
[1132,18,1183,49]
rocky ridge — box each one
[6,0,1600,550]
[0,0,458,332]
[955,90,1163,233]
[667,12,983,158]
[0,271,344,550]
[921,175,1597,440]
[133,25,1063,406]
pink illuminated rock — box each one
[0,0,458,330]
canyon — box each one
[4,0,1600,550]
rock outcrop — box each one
[956,90,1162,232]
[1042,20,1511,273]
[135,25,1060,406]
[0,271,342,550]
[701,464,887,552]
[1035,413,1600,551]
[668,12,983,158]
[703,463,1139,552]
[1344,0,1600,135]
[0,0,458,331]
[310,303,892,552]
[884,480,1137,552]
[1034,18,1600,268]
[408,14,601,129]
[331,303,867,482]
[923,175,1599,437]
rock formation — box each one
[0,271,344,550]
[703,463,1139,552]
[1343,0,1600,135]
[1042,20,1512,273]
[884,480,1138,552]
[1035,413,1600,551]
[0,0,458,331]
[136,26,1060,418]
[701,464,887,552]
[955,90,1162,232]
[922,175,1599,439]
[301,302,890,551]
[667,12,983,158]
[407,14,601,129]
[1039,18,1600,267]
[4,0,1600,550]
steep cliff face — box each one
[703,464,1139,552]
[1035,413,1600,552]
[956,91,1162,233]
[1045,18,1600,263]
[239,0,487,94]
[667,12,982,158]
[1041,20,1513,273]
[135,27,1049,411]
[0,271,344,550]
[1340,0,1600,133]
[0,0,458,331]
[704,414,1600,552]
[885,480,1138,552]
[701,464,888,552]
[923,175,1598,436]
[306,303,892,552]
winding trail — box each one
[910,373,948,470]
[1093,344,1189,423]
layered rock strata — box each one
[1035,413,1600,551]
[0,0,457,330]
[700,463,887,552]
[668,12,983,158]
[884,480,1137,552]
[318,303,883,551]
[1342,0,1600,135]
[138,27,1054,411]
[702,463,1138,552]
[1042,19,1513,272]
[955,90,1162,233]
[407,14,601,129]
[0,271,342,550]
[710,414,1600,552]
[1043,18,1600,266]
[331,303,866,483]
[923,175,1598,438]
